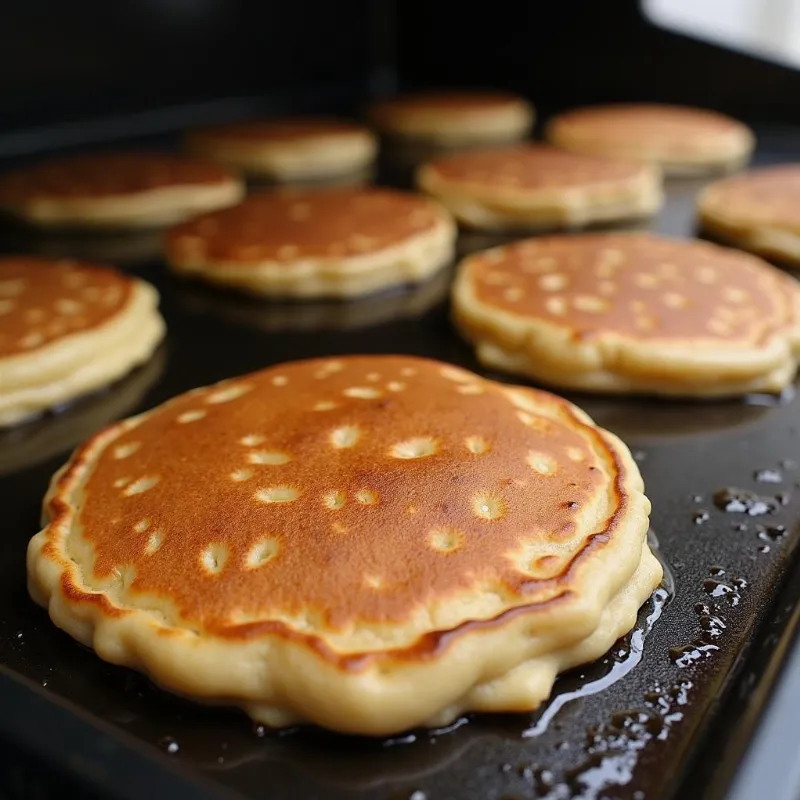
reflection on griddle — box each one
[0,346,166,476]
[0,225,164,266]
[179,585,671,796]
[174,267,453,333]
[580,392,779,444]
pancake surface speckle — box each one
[417,144,662,231]
[0,256,164,426]
[452,233,800,397]
[166,189,456,298]
[28,355,659,734]
[545,104,754,176]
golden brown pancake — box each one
[28,355,659,735]
[452,233,800,397]
[0,255,164,426]
[369,91,534,145]
[185,117,377,181]
[416,144,662,231]
[0,152,244,229]
[698,164,800,264]
[165,189,456,299]
[545,104,754,176]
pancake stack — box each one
[0,256,164,426]
[545,103,754,176]
[698,164,800,264]
[165,188,456,298]
[27,355,660,735]
[0,152,244,229]
[452,233,800,397]
[417,144,662,231]
[368,91,534,146]
[185,117,378,182]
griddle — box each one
[2,125,800,800]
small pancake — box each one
[417,144,662,231]
[0,152,244,229]
[545,104,754,176]
[28,355,659,735]
[0,256,165,426]
[165,189,456,299]
[697,165,800,265]
[368,91,534,145]
[452,233,800,397]
[185,117,378,181]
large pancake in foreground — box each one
[28,356,658,735]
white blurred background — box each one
[644,0,800,68]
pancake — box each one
[185,117,377,182]
[165,189,456,299]
[545,104,754,176]
[416,144,662,232]
[0,152,244,229]
[697,165,800,264]
[368,91,534,145]
[0,256,165,426]
[28,355,659,735]
[452,233,800,397]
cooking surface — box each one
[2,128,800,799]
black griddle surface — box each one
[2,129,800,800]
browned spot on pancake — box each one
[0,152,234,202]
[421,144,646,190]
[0,256,133,358]
[65,356,621,637]
[469,233,792,342]
[166,189,442,263]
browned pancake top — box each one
[166,189,445,263]
[0,152,235,203]
[549,104,747,151]
[421,145,646,191]
[189,117,370,144]
[702,165,800,228]
[0,256,133,358]
[65,356,624,634]
[468,233,797,342]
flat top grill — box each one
[1,126,800,800]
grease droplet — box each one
[757,524,787,541]
[712,488,777,516]
[159,736,179,754]
[753,468,783,483]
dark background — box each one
[3,0,800,152]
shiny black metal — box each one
[1,129,800,800]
